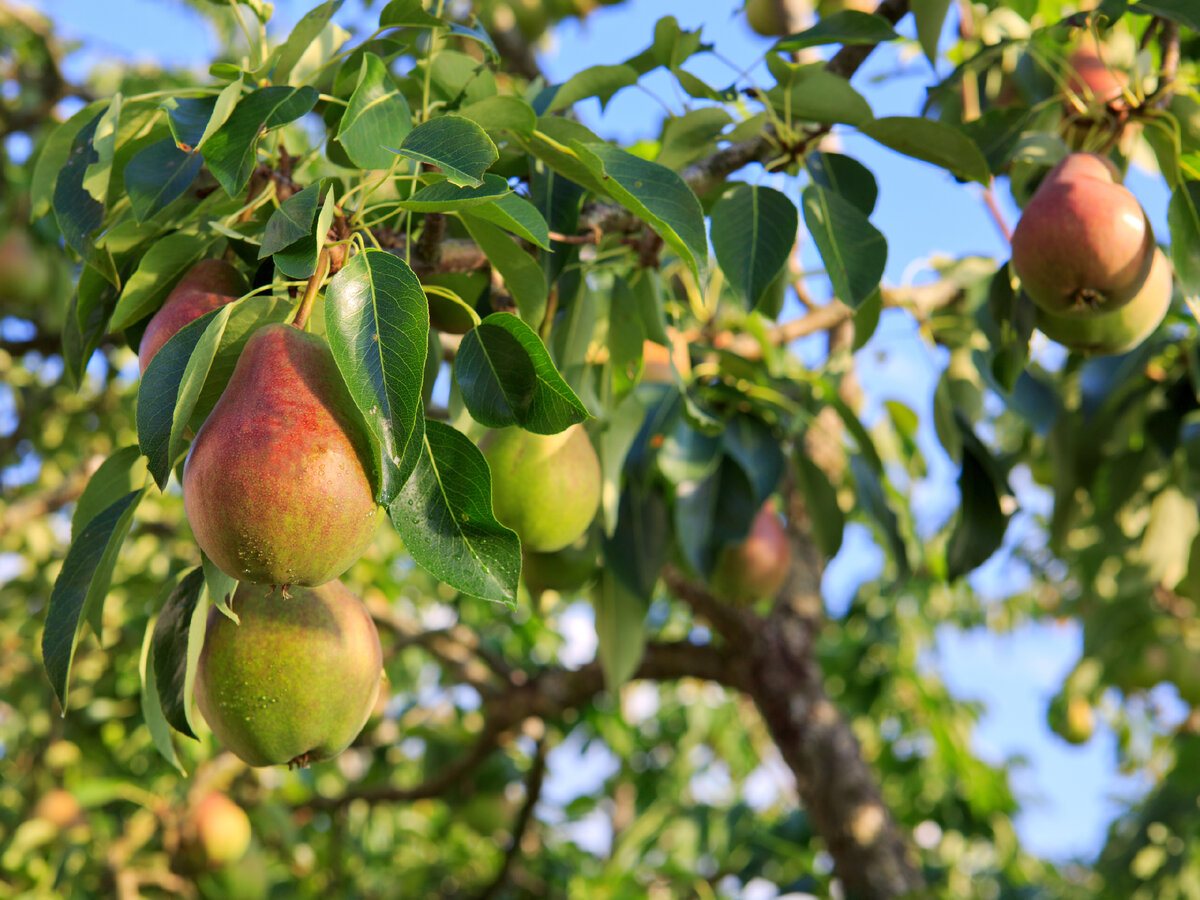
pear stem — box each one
[292,248,331,330]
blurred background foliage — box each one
[2,0,1200,898]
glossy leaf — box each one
[326,249,430,506]
[1131,0,1200,31]
[467,192,551,249]
[389,419,520,604]
[72,446,147,538]
[461,215,548,326]
[775,10,901,51]
[765,61,873,127]
[201,86,318,196]
[455,312,590,433]
[276,0,344,84]
[946,426,1010,579]
[394,115,498,188]
[150,567,206,738]
[807,150,878,215]
[336,52,413,169]
[859,116,990,184]
[260,182,322,258]
[139,613,185,772]
[458,95,537,139]
[570,141,708,278]
[53,111,104,258]
[124,138,204,222]
[109,232,217,331]
[395,173,510,212]
[30,100,105,220]
[802,184,887,309]
[711,185,797,310]
[42,490,144,711]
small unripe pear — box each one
[183,324,380,587]
[195,580,383,768]
[189,793,251,866]
[1011,153,1156,317]
[1066,47,1127,107]
[1034,248,1172,355]
[709,501,791,605]
[139,259,247,372]
[482,424,601,553]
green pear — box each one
[195,580,383,767]
[1034,249,1172,355]
[139,259,248,372]
[482,424,601,553]
[522,530,600,595]
[183,324,380,586]
[709,501,791,605]
[1011,153,1156,317]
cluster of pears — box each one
[141,259,384,768]
[1011,153,1173,356]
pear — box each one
[185,793,251,867]
[1011,153,1156,317]
[139,259,248,372]
[195,580,382,767]
[482,424,601,553]
[709,500,791,605]
[1034,249,1173,355]
[183,323,379,586]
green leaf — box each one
[326,250,430,506]
[1131,0,1200,32]
[82,93,121,202]
[848,454,908,576]
[445,21,499,61]
[275,188,335,280]
[1168,181,1200,298]
[467,192,551,249]
[859,116,990,184]
[458,95,537,139]
[807,150,878,215]
[394,173,510,212]
[597,393,649,534]
[911,0,953,65]
[124,139,204,223]
[793,452,844,557]
[42,490,144,711]
[775,10,901,50]
[657,107,733,171]
[260,182,322,258]
[150,567,206,739]
[140,612,185,772]
[164,82,244,152]
[455,312,590,433]
[605,484,670,596]
[72,447,147,538]
[765,61,873,127]
[202,553,239,625]
[53,110,105,258]
[547,64,640,113]
[276,0,345,84]
[461,215,548,326]
[711,185,797,310]
[723,416,786,503]
[394,115,498,188]
[379,0,442,27]
[336,52,413,169]
[570,141,708,279]
[30,100,106,220]
[593,568,648,690]
[674,456,757,576]
[802,184,887,308]
[529,160,585,285]
[946,425,1010,579]
[516,118,610,196]
[388,420,520,604]
[109,231,218,332]
[137,305,231,489]
[201,86,318,196]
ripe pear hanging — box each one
[183,323,380,587]
[194,580,383,768]
[139,259,247,372]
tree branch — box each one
[474,739,547,900]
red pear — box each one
[1011,153,1156,317]
[139,259,247,372]
[183,323,379,586]
[709,501,792,605]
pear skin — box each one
[139,259,248,372]
[183,323,379,586]
[195,580,383,767]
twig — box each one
[474,739,548,900]
[291,249,331,330]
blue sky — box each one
[22,0,1179,866]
